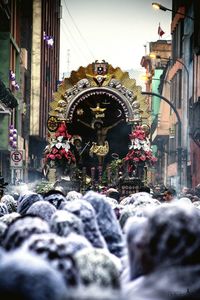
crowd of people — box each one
[0,179,200,299]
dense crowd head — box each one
[0,183,200,299]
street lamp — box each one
[152,2,172,12]
[141,91,182,192]
[149,53,190,158]
[149,54,189,79]
[152,2,194,20]
[150,53,189,187]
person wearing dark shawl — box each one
[0,250,67,300]
[83,191,125,258]
[124,205,200,300]
[17,192,43,215]
[2,215,50,251]
[62,199,107,249]
[26,200,56,223]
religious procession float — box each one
[41,61,157,194]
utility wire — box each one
[61,18,90,63]
[63,0,95,60]
[61,10,90,62]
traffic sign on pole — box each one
[10,150,23,168]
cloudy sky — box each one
[59,0,172,80]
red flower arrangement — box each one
[44,122,75,170]
[124,125,157,165]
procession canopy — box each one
[49,61,149,125]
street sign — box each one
[10,150,23,168]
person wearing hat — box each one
[106,188,120,203]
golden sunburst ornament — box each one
[50,61,150,125]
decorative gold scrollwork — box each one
[89,141,109,157]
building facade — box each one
[141,40,172,186]
[0,0,61,184]
[142,1,200,190]
[168,0,200,188]
[29,0,61,181]
[0,0,24,183]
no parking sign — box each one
[10,150,23,168]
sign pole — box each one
[10,150,24,184]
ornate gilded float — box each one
[44,61,152,190]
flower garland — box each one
[9,124,18,149]
[125,125,157,165]
[9,70,20,90]
[44,122,75,169]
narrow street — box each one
[0,1,200,299]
